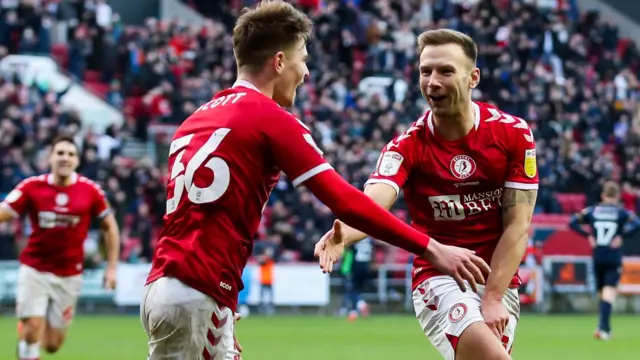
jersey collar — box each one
[47,172,78,186]
[427,101,481,135]
[232,79,260,92]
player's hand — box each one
[103,266,117,290]
[611,235,623,249]
[588,235,597,249]
[314,219,346,273]
[423,240,490,293]
[233,313,243,355]
[481,297,509,339]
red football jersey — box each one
[0,173,111,276]
[146,81,332,311]
[366,102,538,290]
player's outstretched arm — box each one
[314,182,396,272]
[484,188,537,301]
[0,205,16,223]
[305,170,490,292]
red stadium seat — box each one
[50,43,69,69]
[555,193,586,214]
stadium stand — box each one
[1,0,640,264]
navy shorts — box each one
[594,262,622,290]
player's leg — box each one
[41,273,83,353]
[352,268,369,317]
[141,277,235,359]
[596,263,621,339]
[413,276,518,360]
[16,266,49,360]
[592,262,608,338]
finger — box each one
[327,256,335,273]
[459,267,477,293]
[319,251,327,272]
[471,255,491,276]
[234,313,242,322]
[465,259,486,286]
[236,339,243,353]
[452,272,466,292]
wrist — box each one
[482,290,503,302]
[422,237,436,258]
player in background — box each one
[569,181,640,340]
[340,235,373,320]
[316,29,538,360]
[0,135,120,360]
[140,2,490,359]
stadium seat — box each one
[555,193,586,214]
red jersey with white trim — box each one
[146,81,331,311]
[366,102,538,290]
[0,173,111,276]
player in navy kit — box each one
[341,236,374,320]
[569,181,640,340]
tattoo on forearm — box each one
[501,189,537,210]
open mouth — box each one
[429,95,447,102]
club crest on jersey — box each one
[450,155,476,180]
[524,149,536,178]
[55,193,69,206]
[448,302,467,323]
[378,151,404,176]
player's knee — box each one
[21,318,44,343]
[602,286,617,302]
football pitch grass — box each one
[0,314,638,359]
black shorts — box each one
[594,262,622,290]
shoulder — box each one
[386,113,428,150]
[76,176,106,197]
[478,102,534,139]
[16,175,46,191]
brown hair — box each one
[51,134,78,152]
[417,29,478,64]
[602,181,620,198]
[233,0,313,72]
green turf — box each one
[0,314,638,359]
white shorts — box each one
[16,265,83,330]
[141,277,241,360]
[412,276,520,360]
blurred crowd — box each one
[1,0,640,263]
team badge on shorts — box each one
[450,155,476,180]
[524,149,536,178]
[448,303,468,323]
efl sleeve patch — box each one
[378,151,404,176]
[524,149,537,178]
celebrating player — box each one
[0,135,120,360]
[140,2,490,359]
[569,181,640,340]
[316,29,538,360]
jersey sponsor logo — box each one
[5,189,22,203]
[524,149,536,178]
[429,189,503,221]
[450,155,476,180]
[378,151,404,176]
[55,193,69,206]
[448,302,467,323]
[38,211,80,228]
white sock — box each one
[18,340,40,360]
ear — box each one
[273,51,286,74]
[469,67,480,89]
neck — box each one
[433,102,475,141]
[53,173,72,186]
[236,71,275,99]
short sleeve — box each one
[265,110,332,187]
[504,123,539,190]
[0,178,34,217]
[365,124,419,196]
